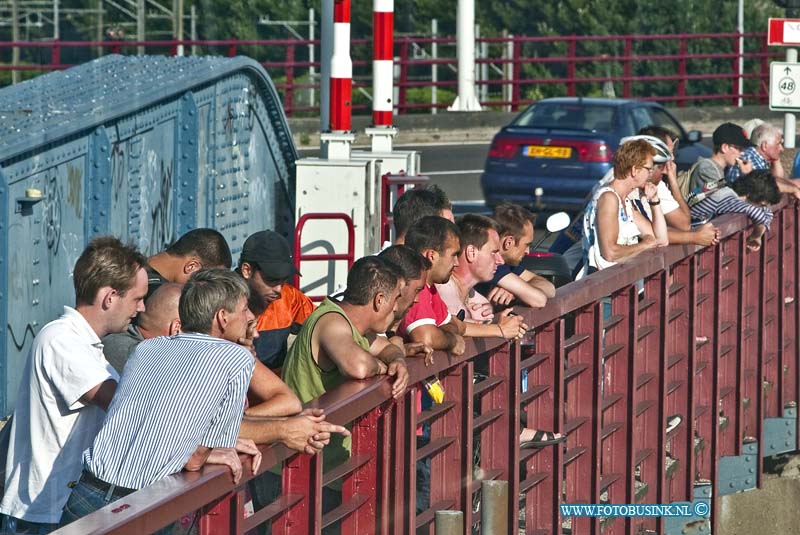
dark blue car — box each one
[481,97,711,213]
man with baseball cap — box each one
[236,230,314,370]
[687,122,774,251]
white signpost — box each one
[770,61,800,110]
[768,18,800,148]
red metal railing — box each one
[293,212,355,302]
[56,200,799,534]
[0,32,780,115]
[380,172,430,244]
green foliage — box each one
[0,0,784,105]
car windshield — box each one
[513,102,617,132]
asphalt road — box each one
[297,136,719,215]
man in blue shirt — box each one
[474,203,555,308]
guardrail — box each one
[55,200,799,534]
[0,32,780,116]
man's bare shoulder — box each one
[314,310,353,338]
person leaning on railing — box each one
[0,237,148,533]
[581,139,669,276]
[688,123,774,252]
[59,269,261,529]
[472,203,556,309]
[281,256,410,463]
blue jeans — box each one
[61,477,182,534]
[2,515,59,534]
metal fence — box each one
[0,31,781,116]
[55,199,800,535]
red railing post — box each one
[429,363,471,530]
[567,37,577,97]
[340,408,380,533]
[731,34,741,105]
[512,37,521,110]
[228,43,237,57]
[51,39,61,69]
[761,38,770,104]
[525,321,564,533]
[285,44,295,117]
[272,453,321,534]
[623,37,632,98]
[678,37,688,108]
[198,492,239,533]
[398,39,408,115]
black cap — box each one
[240,231,299,280]
[712,122,752,148]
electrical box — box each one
[294,157,382,298]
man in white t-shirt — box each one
[0,237,148,532]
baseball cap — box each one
[712,122,752,148]
[240,230,299,280]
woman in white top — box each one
[583,139,669,272]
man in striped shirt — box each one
[60,269,260,528]
[689,123,773,252]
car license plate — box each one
[526,145,572,158]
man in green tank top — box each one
[282,256,409,486]
[283,256,409,404]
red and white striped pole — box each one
[372,0,393,127]
[330,0,352,132]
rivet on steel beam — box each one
[93,195,100,200]
[435,510,463,535]
[100,147,107,153]
[188,196,194,201]
[188,168,194,174]
[93,226,100,232]
[101,179,106,184]
[183,181,188,187]
[100,210,106,216]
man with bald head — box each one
[102,283,183,373]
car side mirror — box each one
[687,130,702,143]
